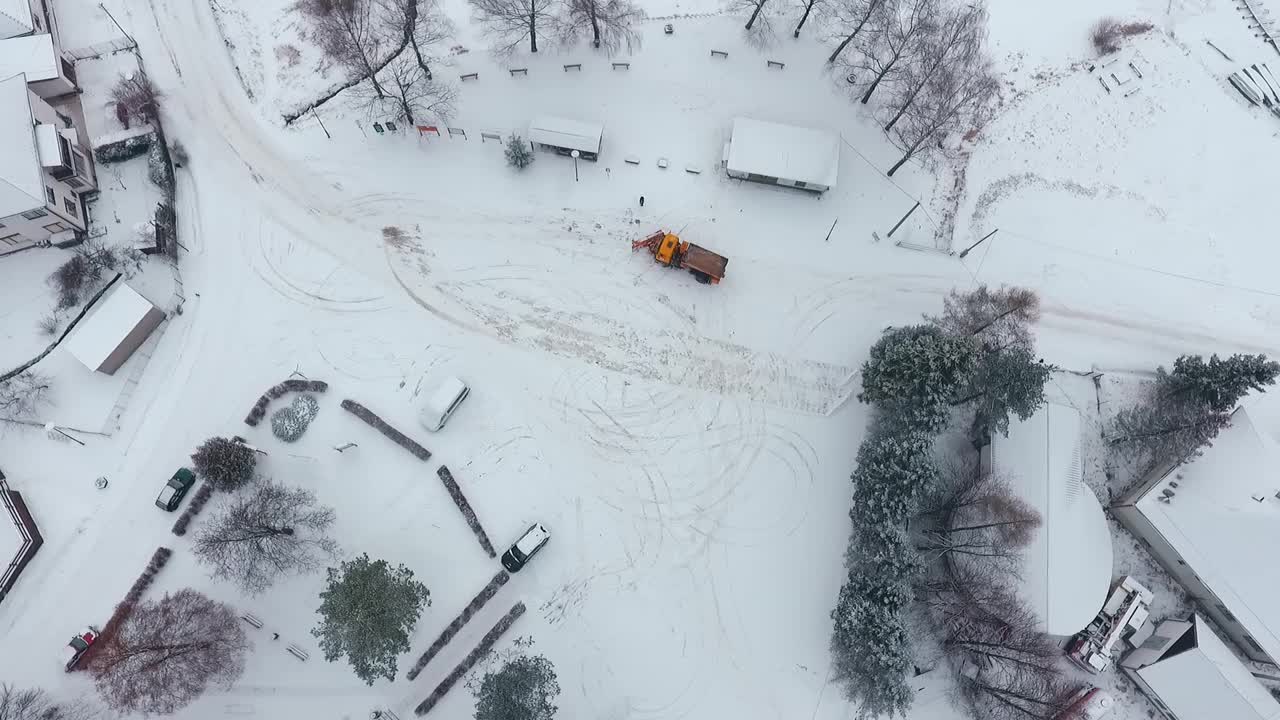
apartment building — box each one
[0,0,98,257]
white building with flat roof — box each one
[1113,406,1280,665]
[723,117,840,193]
[527,115,603,161]
[63,280,165,375]
[1121,615,1280,720]
[981,403,1114,635]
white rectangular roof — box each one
[0,0,34,39]
[528,115,602,154]
[726,117,840,188]
[1137,616,1280,720]
[1133,407,1280,663]
[0,73,43,219]
[0,34,58,82]
[64,282,158,372]
[988,403,1113,635]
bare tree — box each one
[928,285,1040,353]
[0,686,94,720]
[882,1,985,131]
[731,0,773,31]
[396,0,452,79]
[353,52,458,125]
[194,481,338,594]
[300,0,408,96]
[851,0,937,104]
[824,0,893,63]
[110,72,162,125]
[887,55,997,176]
[470,0,558,54]
[0,371,52,420]
[557,0,643,52]
[90,589,248,715]
[955,666,1082,720]
[794,0,822,37]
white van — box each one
[420,377,469,432]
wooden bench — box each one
[286,644,310,661]
[710,50,728,59]
[563,63,582,72]
[685,165,701,174]
[460,72,479,81]
[767,60,785,69]
[624,155,641,165]
[480,131,502,142]
[612,62,630,70]
[508,68,527,76]
[240,613,264,629]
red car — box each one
[63,626,99,671]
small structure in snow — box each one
[980,403,1114,636]
[723,117,839,193]
[1067,576,1154,673]
[63,281,165,375]
[1120,615,1280,720]
[527,116,602,161]
[1113,407,1280,666]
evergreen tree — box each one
[850,430,939,529]
[505,135,534,169]
[954,346,1052,440]
[859,325,978,432]
[830,571,915,718]
[191,437,257,491]
[312,554,431,685]
[1109,400,1232,467]
[1157,353,1280,413]
[474,654,560,720]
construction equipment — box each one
[632,230,729,284]
[1066,576,1154,674]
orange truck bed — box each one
[680,243,729,281]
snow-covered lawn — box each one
[3,0,1280,716]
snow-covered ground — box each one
[4,0,1280,716]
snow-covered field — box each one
[5,0,1280,716]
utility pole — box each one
[100,3,136,46]
[886,201,920,239]
[958,228,999,258]
[312,107,331,140]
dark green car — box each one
[155,468,196,511]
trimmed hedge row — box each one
[171,483,214,536]
[413,602,527,716]
[339,399,432,461]
[436,466,496,558]
[245,379,329,426]
[406,570,511,681]
[77,546,173,670]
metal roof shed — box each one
[528,116,603,160]
[724,117,840,193]
[63,281,165,375]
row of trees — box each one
[470,0,644,54]
[830,284,1053,717]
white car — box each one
[419,377,469,432]
[500,523,550,572]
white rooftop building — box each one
[1121,615,1280,720]
[1114,407,1280,665]
[63,281,165,375]
[527,116,603,161]
[981,403,1114,635]
[723,117,840,193]
[0,0,33,39]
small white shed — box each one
[723,117,840,193]
[64,281,165,375]
[527,116,603,161]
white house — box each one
[63,281,165,375]
[980,403,1114,635]
[527,116,603,161]
[1113,407,1280,665]
[723,117,840,193]
[1121,615,1280,720]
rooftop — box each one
[725,117,840,189]
[987,403,1114,635]
[1136,616,1280,720]
[527,115,603,154]
[0,72,44,219]
[0,0,33,40]
[63,281,159,373]
[1131,406,1280,664]
[0,34,58,83]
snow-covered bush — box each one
[437,466,496,557]
[94,133,153,164]
[340,399,432,460]
[407,570,511,680]
[271,394,322,442]
[191,436,257,491]
[505,135,534,169]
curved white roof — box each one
[988,403,1114,635]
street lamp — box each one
[571,150,580,181]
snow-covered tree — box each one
[824,0,893,64]
[556,0,643,51]
[193,481,338,594]
[473,654,561,720]
[830,571,914,718]
[0,686,94,720]
[928,285,1040,353]
[1157,353,1280,413]
[1108,399,1232,467]
[955,345,1051,441]
[353,51,457,125]
[850,429,939,529]
[859,325,978,432]
[91,589,247,715]
[190,436,257,491]
[505,135,535,169]
[469,0,558,54]
[312,553,431,684]
[0,371,52,420]
[881,1,985,132]
[849,0,938,104]
[886,54,996,176]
